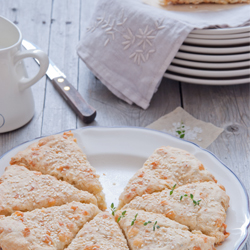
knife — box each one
[22,39,96,124]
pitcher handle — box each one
[13,49,49,91]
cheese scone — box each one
[116,209,216,250]
[0,202,100,250]
[0,165,97,216]
[10,131,106,210]
[66,212,129,250]
[159,0,250,4]
[123,181,229,244]
[118,146,216,209]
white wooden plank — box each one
[41,0,81,136]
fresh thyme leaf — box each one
[193,200,197,205]
[170,184,177,195]
[117,210,127,223]
[110,203,117,216]
[131,213,138,226]
[144,221,152,226]
[176,122,185,139]
[180,195,183,201]
[184,194,188,197]
[157,225,160,229]
[153,221,158,231]
[190,194,194,199]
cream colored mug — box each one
[0,16,49,133]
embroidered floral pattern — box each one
[87,12,165,65]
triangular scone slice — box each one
[0,202,100,250]
[10,131,106,210]
[66,212,129,250]
[117,209,216,250]
[118,146,216,209]
[123,182,229,244]
[0,165,97,216]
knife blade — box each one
[22,39,96,124]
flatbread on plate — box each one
[116,209,216,250]
[0,202,100,250]
[118,146,216,209]
[66,212,129,250]
[10,131,106,210]
[123,181,230,244]
[0,165,97,216]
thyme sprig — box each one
[176,122,185,139]
[110,203,117,216]
[143,220,160,231]
[131,213,138,226]
[117,210,126,222]
[153,221,160,231]
[170,184,177,195]
[180,194,201,206]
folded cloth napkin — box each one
[77,0,250,109]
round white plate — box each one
[180,44,250,55]
[164,72,250,85]
[172,58,250,69]
[185,37,250,46]
[168,65,250,78]
[176,51,250,62]
[0,127,249,250]
[191,25,250,35]
[188,32,250,40]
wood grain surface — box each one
[0,1,249,249]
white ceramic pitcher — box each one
[0,16,49,133]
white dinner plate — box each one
[180,44,250,54]
[188,32,250,40]
[172,58,250,69]
[191,25,250,35]
[176,51,250,62]
[164,72,250,85]
[168,65,250,78]
[184,37,250,46]
[0,127,249,250]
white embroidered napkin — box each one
[77,0,193,109]
[77,0,250,109]
[146,107,224,148]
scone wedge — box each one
[116,209,216,250]
[0,202,100,250]
[10,131,106,210]
[123,181,230,244]
[66,212,129,250]
[0,165,97,216]
[118,146,216,208]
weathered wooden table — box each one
[0,0,249,248]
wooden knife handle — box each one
[51,77,96,124]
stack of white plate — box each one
[164,25,250,85]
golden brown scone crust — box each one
[0,165,97,216]
[118,146,216,209]
[116,209,216,250]
[66,212,129,250]
[0,202,100,250]
[10,131,106,210]
[124,181,229,244]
